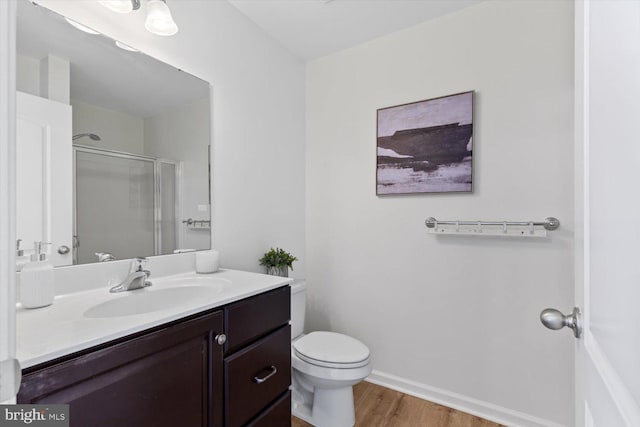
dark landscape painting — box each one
[376,91,474,194]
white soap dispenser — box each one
[15,239,29,272]
[20,241,54,309]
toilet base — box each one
[292,383,355,427]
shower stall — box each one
[73,145,182,264]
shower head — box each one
[73,133,101,141]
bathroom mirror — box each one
[16,0,211,267]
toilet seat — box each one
[293,331,370,369]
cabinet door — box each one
[18,311,224,427]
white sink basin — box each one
[84,285,225,318]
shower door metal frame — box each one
[72,145,182,264]
[155,158,183,254]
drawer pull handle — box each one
[253,366,277,384]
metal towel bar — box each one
[424,217,560,237]
[182,218,211,229]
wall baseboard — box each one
[365,370,566,427]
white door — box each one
[572,1,640,426]
[16,91,72,266]
[0,0,19,404]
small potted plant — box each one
[259,247,297,277]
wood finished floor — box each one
[291,381,504,427]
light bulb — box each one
[99,0,133,14]
[115,40,139,52]
[145,0,178,36]
[65,18,100,35]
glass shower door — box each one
[158,161,179,255]
[75,149,155,264]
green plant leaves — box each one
[259,247,298,270]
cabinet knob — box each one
[215,334,226,346]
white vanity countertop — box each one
[17,269,293,369]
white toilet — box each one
[290,281,372,427]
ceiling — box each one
[227,0,483,60]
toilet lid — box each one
[293,331,370,368]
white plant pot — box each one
[266,266,288,277]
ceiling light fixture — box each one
[98,0,141,14]
[145,0,179,36]
[115,40,139,52]
[64,17,101,35]
[97,0,178,37]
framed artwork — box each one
[376,91,474,195]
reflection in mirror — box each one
[16,0,211,267]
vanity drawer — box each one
[224,325,291,427]
[224,285,290,354]
[246,390,291,427]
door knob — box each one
[57,245,70,254]
[540,306,582,338]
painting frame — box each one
[376,90,474,195]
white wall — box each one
[72,99,145,154]
[144,97,211,251]
[17,53,70,105]
[306,1,574,426]
[16,54,39,96]
[39,55,70,105]
[35,0,306,277]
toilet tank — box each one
[290,280,307,340]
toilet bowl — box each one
[290,282,372,427]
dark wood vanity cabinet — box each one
[17,285,292,427]
[18,310,225,427]
[223,285,291,427]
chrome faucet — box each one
[96,252,116,262]
[109,257,152,293]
